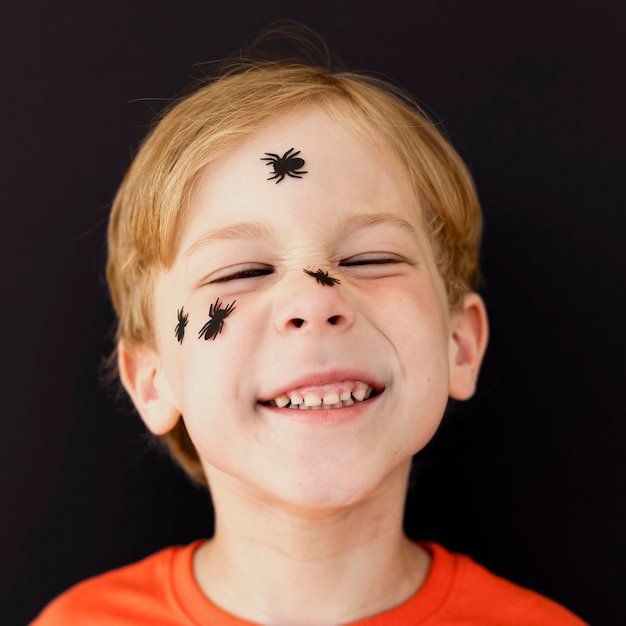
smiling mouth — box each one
[260,381,381,410]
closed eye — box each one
[340,254,408,267]
[209,265,274,283]
[342,258,403,266]
[339,253,415,280]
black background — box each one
[2,1,624,624]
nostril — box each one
[327,315,340,325]
[291,318,305,328]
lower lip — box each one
[258,394,380,425]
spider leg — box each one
[286,171,304,179]
[210,297,222,316]
[262,153,280,160]
[267,172,280,180]
[289,150,301,157]
[273,174,285,183]
[283,148,295,158]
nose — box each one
[273,270,355,335]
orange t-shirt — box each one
[32,541,586,625]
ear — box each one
[448,292,489,400]
[118,340,181,435]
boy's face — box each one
[131,106,483,511]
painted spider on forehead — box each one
[198,297,237,341]
[303,268,341,286]
[261,147,308,183]
[174,306,188,344]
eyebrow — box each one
[184,212,417,258]
[334,213,418,238]
[184,222,274,258]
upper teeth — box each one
[267,382,374,410]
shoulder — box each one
[423,542,588,625]
[31,541,203,626]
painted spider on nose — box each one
[175,306,189,344]
[261,147,308,183]
[198,297,237,341]
[303,268,341,286]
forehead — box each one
[179,106,420,251]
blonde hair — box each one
[107,62,482,484]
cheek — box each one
[178,338,242,402]
[171,346,245,464]
[173,335,267,477]
[378,283,451,416]
[174,305,269,433]
[156,317,234,419]
[367,278,449,350]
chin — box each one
[257,455,413,516]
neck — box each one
[193,461,429,625]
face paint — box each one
[303,268,341,286]
[175,306,189,344]
[198,297,237,341]
[261,147,308,183]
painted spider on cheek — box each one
[174,306,189,344]
[198,297,237,341]
[261,147,308,183]
[303,268,341,286]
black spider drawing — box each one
[198,297,237,341]
[303,268,341,286]
[261,147,308,183]
[175,306,189,344]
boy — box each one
[34,58,586,624]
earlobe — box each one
[117,340,180,435]
[448,293,489,400]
